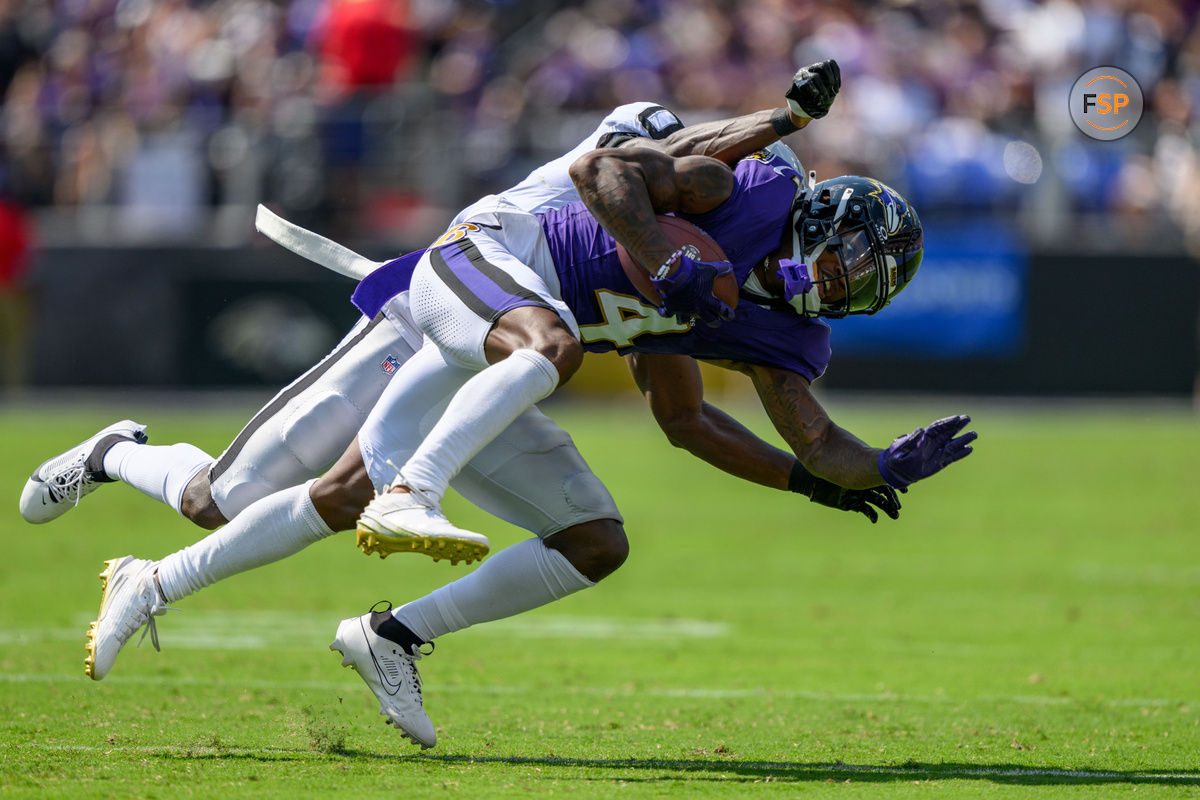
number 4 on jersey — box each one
[578,290,690,349]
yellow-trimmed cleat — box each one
[355,484,489,565]
[84,556,169,680]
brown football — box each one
[615,215,739,309]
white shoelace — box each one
[396,651,423,702]
[124,577,176,653]
[367,634,426,702]
[133,586,163,652]
[45,457,95,507]
[396,643,436,703]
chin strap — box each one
[777,258,810,300]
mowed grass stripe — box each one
[2,671,1194,710]
[0,613,731,649]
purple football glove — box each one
[650,250,736,327]
[878,415,977,489]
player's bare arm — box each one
[747,362,885,489]
[651,109,794,165]
[627,352,795,489]
[629,352,901,522]
[644,60,843,166]
[750,361,977,492]
[569,147,734,273]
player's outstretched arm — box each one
[629,352,794,486]
[650,60,842,166]
[748,363,976,491]
[628,353,900,523]
[748,362,892,490]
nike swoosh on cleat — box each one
[357,619,404,694]
[372,654,405,695]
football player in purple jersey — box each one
[321,70,972,746]
[58,63,976,749]
[328,141,973,747]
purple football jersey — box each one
[539,150,831,381]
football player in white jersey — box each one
[20,108,814,532]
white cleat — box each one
[330,609,437,749]
[356,482,489,565]
[19,420,148,524]
[84,556,170,681]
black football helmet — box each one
[788,175,923,318]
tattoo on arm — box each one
[752,366,882,488]
[664,156,736,213]
[575,156,672,270]
[754,368,831,457]
[571,149,734,272]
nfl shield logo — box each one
[381,355,401,375]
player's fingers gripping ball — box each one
[651,253,736,327]
[615,214,739,326]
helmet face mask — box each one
[789,176,923,319]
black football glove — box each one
[789,461,901,524]
[810,481,902,524]
[786,59,841,120]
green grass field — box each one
[1,398,1197,798]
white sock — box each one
[103,441,213,515]
[400,349,559,501]
[155,481,334,603]
[392,537,594,641]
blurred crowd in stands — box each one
[0,0,1197,251]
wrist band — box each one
[771,107,800,136]
[654,248,684,279]
[877,450,910,490]
[787,460,815,496]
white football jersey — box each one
[452,102,685,224]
